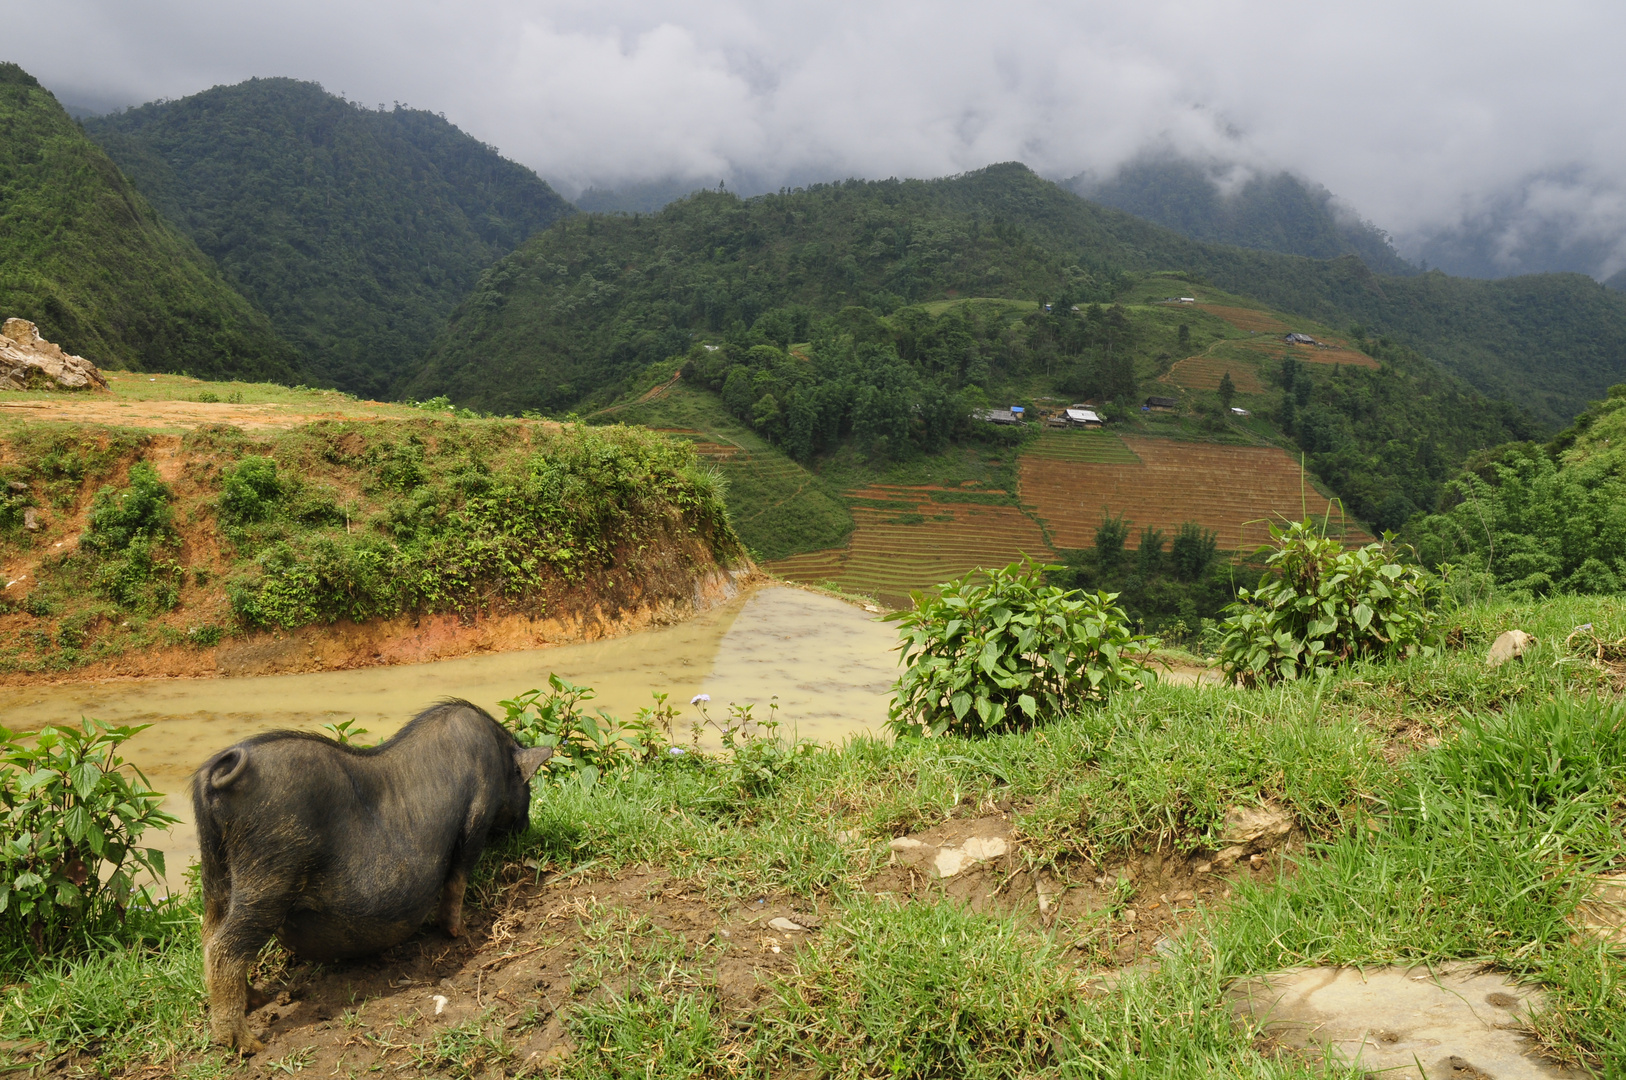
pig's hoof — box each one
[442,919,463,939]
[214,1024,264,1055]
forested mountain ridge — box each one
[0,63,301,382]
[83,78,573,397]
[412,162,1626,429]
[1068,156,1415,276]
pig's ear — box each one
[514,745,554,781]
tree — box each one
[1094,510,1130,573]
[1218,371,1237,411]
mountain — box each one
[83,78,573,397]
[0,63,300,382]
[1068,156,1415,276]
[409,162,1626,429]
[574,177,712,214]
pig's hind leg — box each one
[204,889,288,1054]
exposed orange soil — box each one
[766,484,1051,608]
[1162,354,1265,393]
[1198,305,1290,333]
[1019,436,1373,551]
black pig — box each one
[192,699,552,1052]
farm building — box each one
[1063,408,1103,427]
[1284,332,1317,345]
[974,408,1025,425]
[1144,395,1179,411]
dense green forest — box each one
[1407,385,1626,598]
[1070,156,1415,276]
[84,78,573,397]
[413,164,1626,428]
[0,64,300,381]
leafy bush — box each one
[887,560,1154,738]
[502,676,670,789]
[217,455,282,526]
[0,720,176,953]
[82,463,172,554]
[1218,521,1436,686]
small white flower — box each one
[690,694,710,704]
[669,747,686,756]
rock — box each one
[767,917,809,933]
[1570,872,1626,947]
[1228,964,1582,1078]
[22,507,39,531]
[6,481,26,493]
[1487,629,1535,667]
[0,319,108,392]
[887,819,1013,879]
[1221,803,1294,848]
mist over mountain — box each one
[1068,157,1415,276]
[0,63,300,381]
[83,78,573,396]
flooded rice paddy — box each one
[0,585,898,885]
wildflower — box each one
[669,747,686,756]
[690,693,710,704]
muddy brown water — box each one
[0,585,898,889]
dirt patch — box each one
[866,814,1298,966]
[176,867,818,1077]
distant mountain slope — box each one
[411,162,1626,428]
[0,64,300,382]
[933,165,1626,428]
[83,78,573,397]
[1068,156,1415,276]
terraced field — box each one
[1020,436,1373,551]
[766,484,1052,608]
[1198,304,1290,333]
[1163,353,1265,393]
[1023,428,1141,462]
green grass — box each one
[603,384,853,560]
[4,592,1623,1076]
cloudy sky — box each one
[14,0,1626,277]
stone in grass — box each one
[1571,872,1626,948]
[1487,629,1536,667]
[888,818,1011,879]
[1228,964,1585,1079]
[1210,802,1294,870]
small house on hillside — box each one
[974,408,1025,426]
[1284,332,1317,345]
[1064,407,1102,427]
[1178,297,1196,304]
[1145,395,1178,411]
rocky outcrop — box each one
[0,319,108,391]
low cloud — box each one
[15,0,1626,276]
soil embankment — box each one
[0,381,754,685]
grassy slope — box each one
[0,64,301,383]
[84,78,573,398]
[6,594,1624,1074]
[597,382,853,561]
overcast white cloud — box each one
[11,0,1626,275]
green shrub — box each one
[94,538,182,612]
[0,720,176,954]
[82,463,171,554]
[1218,521,1436,686]
[217,455,282,525]
[887,560,1154,738]
[501,675,669,789]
